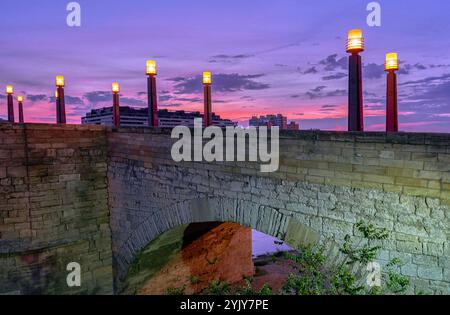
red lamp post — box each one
[112,82,121,128]
[17,96,24,123]
[385,53,399,132]
[5,85,14,123]
[55,90,60,124]
[55,76,66,124]
[346,29,365,132]
[203,72,212,128]
[146,60,158,127]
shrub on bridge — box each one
[281,220,410,295]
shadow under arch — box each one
[113,196,323,293]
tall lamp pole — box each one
[55,76,66,124]
[112,82,121,128]
[146,60,158,127]
[5,85,14,123]
[55,90,60,124]
[385,53,399,132]
[346,29,365,131]
[203,71,212,128]
[17,96,24,123]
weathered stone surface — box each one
[417,266,443,281]
[107,128,450,294]
[0,124,112,295]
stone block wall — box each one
[2,124,449,294]
[276,131,450,202]
[0,124,113,294]
[107,128,450,294]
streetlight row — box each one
[3,30,400,132]
[3,60,214,129]
[111,63,212,128]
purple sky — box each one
[1,0,450,132]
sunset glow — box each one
[1,1,450,132]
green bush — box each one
[281,220,410,295]
[201,280,231,295]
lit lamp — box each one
[146,60,158,127]
[17,96,24,123]
[203,71,212,85]
[55,76,66,124]
[203,72,212,127]
[112,82,121,128]
[5,85,14,123]
[385,53,399,71]
[56,76,65,87]
[385,53,399,132]
[346,29,364,54]
[146,60,157,76]
[346,29,364,131]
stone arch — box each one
[113,196,323,291]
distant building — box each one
[287,121,300,130]
[249,114,299,130]
[81,106,237,128]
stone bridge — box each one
[1,123,449,294]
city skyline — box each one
[1,1,450,132]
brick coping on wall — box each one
[2,123,449,146]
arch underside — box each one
[112,196,324,284]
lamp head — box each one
[203,72,212,85]
[112,82,120,93]
[6,85,13,94]
[17,96,23,102]
[56,76,65,87]
[146,60,157,76]
[385,53,399,71]
[346,29,364,53]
